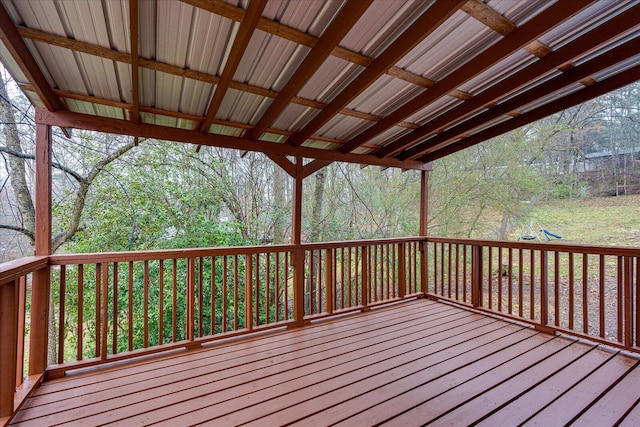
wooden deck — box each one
[10,298,640,426]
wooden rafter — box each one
[129,0,139,123]
[35,109,430,171]
[402,35,640,160]
[375,4,640,159]
[0,4,65,111]
[421,63,640,163]
[199,0,268,133]
[286,0,466,148]
[248,0,373,140]
[338,0,595,154]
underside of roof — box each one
[0,0,639,170]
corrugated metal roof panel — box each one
[234,30,309,92]
[459,50,536,95]
[218,88,269,125]
[316,115,371,140]
[348,74,425,117]
[519,82,584,114]
[397,10,502,82]
[488,0,556,26]
[179,79,215,116]
[263,0,344,37]
[593,55,640,81]
[67,99,125,119]
[340,1,433,57]
[305,139,339,150]
[539,0,635,49]
[369,126,412,148]
[186,8,237,75]
[297,56,363,102]
[0,40,28,83]
[406,96,462,125]
[272,103,316,133]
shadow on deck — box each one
[11,299,640,426]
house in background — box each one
[1,0,640,425]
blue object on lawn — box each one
[539,229,562,241]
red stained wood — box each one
[11,299,640,426]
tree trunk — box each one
[0,74,35,240]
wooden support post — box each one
[398,243,406,299]
[471,245,483,308]
[29,123,51,375]
[0,280,18,419]
[419,170,429,295]
[291,158,305,326]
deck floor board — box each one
[10,299,640,426]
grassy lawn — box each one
[507,194,640,247]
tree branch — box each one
[0,223,35,241]
[0,146,87,183]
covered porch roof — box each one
[0,0,639,170]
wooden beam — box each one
[402,35,640,160]
[419,170,429,237]
[291,158,303,245]
[199,0,267,133]
[339,0,595,154]
[129,0,140,123]
[287,0,466,148]
[265,153,295,177]
[421,63,640,163]
[375,4,640,159]
[35,108,431,170]
[248,0,373,140]
[302,159,333,179]
[0,4,65,111]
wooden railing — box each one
[4,235,640,423]
[426,237,640,351]
[0,256,48,424]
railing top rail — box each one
[0,256,49,286]
[426,236,640,256]
[48,237,428,265]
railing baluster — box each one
[187,258,195,342]
[540,251,548,327]
[497,247,502,312]
[326,249,333,314]
[234,255,239,329]
[487,247,492,309]
[77,264,84,360]
[211,257,216,335]
[508,248,512,315]
[555,252,560,327]
[530,250,535,321]
[471,245,483,308]
[223,256,228,333]
[518,249,523,318]
[600,254,605,338]
[198,257,204,338]
[171,259,177,343]
[95,263,101,358]
[463,245,468,303]
[101,262,108,360]
[583,254,589,334]
[636,257,640,347]
[245,254,253,330]
[569,253,574,331]
[143,260,149,348]
[398,243,406,299]
[157,261,162,346]
[624,256,633,347]
[127,261,133,351]
[275,253,280,322]
[362,246,369,310]
[16,276,26,385]
[58,266,66,365]
[617,256,624,342]
[113,263,119,355]
[255,254,261,326]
